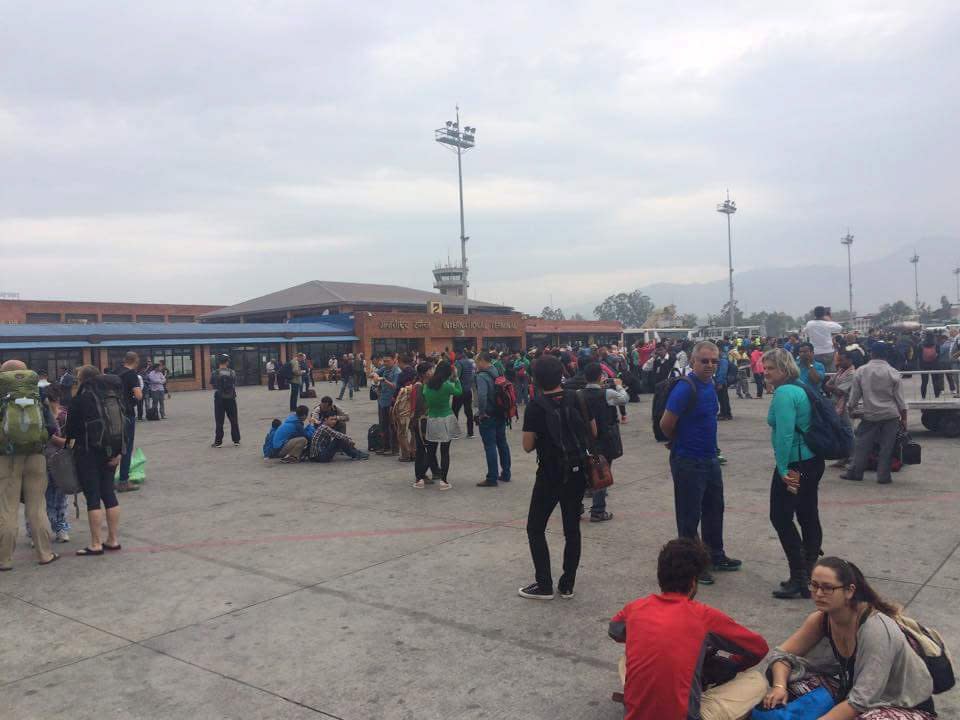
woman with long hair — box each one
[763,557,935,718]
[420,361,463,490]
[763,348,826,600]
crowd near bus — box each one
[0,304,957,719]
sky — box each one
[1,1,958,316]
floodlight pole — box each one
[716,191,738,331]
[953,265,960,303]
[841,231,854,320]
[909,251,920,316]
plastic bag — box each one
[114,447,147,485]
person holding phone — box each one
[762,348,825,600]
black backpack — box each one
[652,375,697,442]
[278,362,293,381]
[367,423,384,452]
[82,375,126,455]
[792,381,853,460]
[532,392,588,483]
[215,369,237,400]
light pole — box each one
[434,107,476,315]
[953,265,960,303]
[716,191,737,331]
[841,231,854,320]
[909,251,920,316]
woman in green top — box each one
[420,361,463,490]
[763,348,826,600]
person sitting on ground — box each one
[609,538,769,720]
[307,416,369,463]
[309,396,349,433]
[269,406,314,463]
[262,419,282,459]
[763,556,936,719]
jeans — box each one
[848,417,900,482]
[670,454,726,562]
[314,439,362,462]
[267,372,276,390]
[118,415,137,484]
[590,460,612,515]
[289,382,301,411]
[769,456,824,577]
[378,405,394,451]
[920,371,943,398]
[716,384,732,418]
[214,395,241,445]
[515,379,529,406]
[736,375,751,398]
[46,479,70,533]
[452,387,474,436]
[149,389,165,418]
[753,373,765,398]
[479,417,511,483]
[338,376,354,400]
[526,474,586,591]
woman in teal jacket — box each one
[762,348,826,600]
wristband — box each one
[773,683,786,690]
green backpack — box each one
[0,370,48,455]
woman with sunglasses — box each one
[762,348,825,599]
[762,557,935,719]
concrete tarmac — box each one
[2,380,958,719]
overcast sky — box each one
[2,1,957,315]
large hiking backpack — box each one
[652,374,697,443]
[215,368,237,400]
[793,381,853,460]
[483,370,518,421]
[0,369,47,455]
[533,392,587,483]
[82,374,126,455]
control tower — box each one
[432,261,468,298]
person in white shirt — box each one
[803,306,843,372]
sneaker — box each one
[352,451,370,461]
[717,453,727,465]
[518,582,554,600]
[116,482,140,493]
[211,443,223,448]
[698,571,715,585]
[233,442,241,447]
[713,555,742,571]
[55,530,70,543]
[498,475,511,483]
[437,480,451,490]
[558,583,575,599]
[412,479,425,489]
[280,455,300,464]
[590,511,614,522]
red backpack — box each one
[922,345,938,363]
[484,371,518,421]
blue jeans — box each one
[479,417,511,483]
[670,454,726,562]
[118,415,137,484]
[590,488,608,515]
[314,440,361,462]
[338,376,354,400]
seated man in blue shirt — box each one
[796,342,826,392]
[659,340,742,585]
[270,405,315,463]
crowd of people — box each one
[1,306,955,719]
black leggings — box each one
[769,456,825,576]
[425,441,450,481]
[76,450,119,511]
[526,474,586,591]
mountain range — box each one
[562,236,960,322]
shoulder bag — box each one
[576,390,613,491]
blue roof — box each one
[0,320,353,339]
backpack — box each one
[262,428,278,458]
[392,384,414,422]
[896,615,956,694]
[0,370,47,455]
[215,369,237,400]
[532,392,588,483]
[278,362,293,381]
[81,374,127,455]
[652,375,697,443]
[792,381,853,460]
[367,423,384,452]
[482,370,518,420]
[922,345,938,363]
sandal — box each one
[104,543,122,552]
[38,553,61,566]
[76,547,105,556]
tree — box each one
[707,300,744,327]
[678,313,700,328]
[593,290,654,327]
[873,300,913,327]
[570,312,586,321]
[742,311,797,338]
[539,306,565,321]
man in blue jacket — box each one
[714,345,733,421]
[270,405,314,463]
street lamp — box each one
[434,106,476,315]
[841,231,854,320]
[909,251,920,316]
[953,265,960,304]
[716,190,737,331]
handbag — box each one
[750,687,834,719]
[44,445,80,495]
[576,390,613,491]
[898,429,921,465]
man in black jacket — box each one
[577,363,627,522]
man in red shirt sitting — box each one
[609,538,769,719]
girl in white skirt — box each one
[418,361,463,490]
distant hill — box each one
[564,236,959,321]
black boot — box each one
[774,562,811,600]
